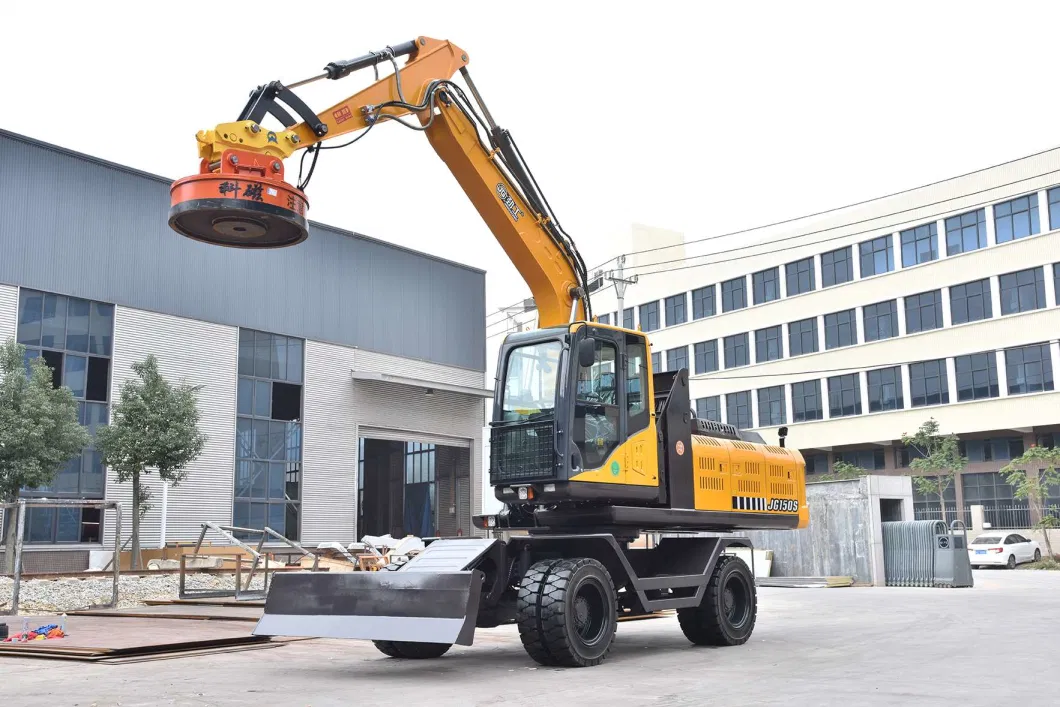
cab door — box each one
[572,326,625,471]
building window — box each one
[666,345,688,372]
[955,352,999,401]
[650,351,661,373]
[723,333,750,368]
[785,257,815,296]
[638,301,660,332]
[824,309,857,350]
[909,359,949,407]
[754,325,782,363]
[949,278,993,325]
[999,267,1046,315]
[692,285,716,319]
[791,379,823,422]
[1050,187,1060,231]
[804,453,829,475]
[235,328,304,540]
[1005,343,1054,395]
[695,396,721,422]
[597,313,611,326]
[994,193,1040,243]
[721,277,747,312]
[1055,263,1060,304]
[962,472,1025,526]
[945,208,987,255]
[913,476,958,519]
[859,235,894,277]
[827,373,861,417]
[866,366,903,412]
[757,386,786,427]
[752,267,780,305]
[622,308,634,329]
[863,300,898,342]
[788,317,818,357]
[664,293,687,327]
[895,444,926,468]
[834,448,885,471]
[17,288,114,544]
[694,340,718,374]
[904,290,943,334]
[821,246,853,288]
[959,438,1025,463]
[726,391,753,429]
[899,222,939,268]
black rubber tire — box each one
[678,555,757,646]
[372,640,451,659]
[1033,549,1042,562]
[516,557,617,667]
[1007,554,1017,569]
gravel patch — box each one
[0,573,267,614]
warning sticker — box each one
[333,105,353,124]
[675,440,685,456]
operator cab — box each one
[489,322,659,506]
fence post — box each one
[969,505,985,532]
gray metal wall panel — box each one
[0,131,486,371]
[301,340,484,544]
[102,306,238,547]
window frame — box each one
[827,373,862,418]
[904,289,943,334]
[788,317,818,357]
[954,352,999,402]
[1004,343,1054,395]
[638,301,660,332]
[859,235,894,277]
[820,246,853,288]
[723,333,750,369]
[785,257,815,296]
[862,299,899,342]
[993,193,1040,243]
[823,308,857,350]
[899,222,939,268]
[754,325,783,363]
[752,267,780,305]
[945,208,987,256]
[695,396,721,422]
[721,277,747,313]
[693,340,718,375]
[999,267,1046,315]
[908,358,949,408]
[691,285,716,320]
[725,390,753,430]
[664,293,687,327]
[757,385,786,427]
[949,278,993,325]
[791,379,823,422]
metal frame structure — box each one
[1,499,123,616]
[179,522,318,601]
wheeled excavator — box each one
[168,36,809,667]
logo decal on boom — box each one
[496,183,524,222]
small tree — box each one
[0,339,90,573]
[901,418,966,522]
[831,460,866,480]
[95,355,206,569]
[1000,445,1060,561]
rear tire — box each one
[372,640,451,659]
[1033,549,1042,562]
[1007,554,1016,569]
[516,557,617,667]
[678,555,757,646]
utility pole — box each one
[606,255,638,324]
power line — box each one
[615,143,1060,261]
[625,168,1060,279]
[689,338,1060,382]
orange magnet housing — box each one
[168,149,309,248]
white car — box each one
[968,532,1042,569]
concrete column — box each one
[945,357,958,404]
[940,286,952,328]
[778,262,788,299]
[1045,268,1058,309]
[936,218,947,259]
[984,204,996,246]
[901,363,914,409]
[854,305,865,346]
[749,389,759,429]
[852,242,863,279]
[816,314,826,352]
[970,504,985,532]
[1037,189,1050,234]
[820,376,831,420]
[896,297,907,337]
[1051,342,1060,392]
[989,275,1002,319]
[996,350,1009,398]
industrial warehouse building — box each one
[492,149,1060,526]
[0,130,489,569]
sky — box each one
[4,1,1060,325]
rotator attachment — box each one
[168,143,309,248]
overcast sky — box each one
[5,1,1060,322]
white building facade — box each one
[583,152,1060,522]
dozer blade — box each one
[253,567,485,646]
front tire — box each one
[516,557,617,667]
[1033,549,1042,562]
[1007,554,1017,569]
[372,640,451,659]
[678,555,757,646]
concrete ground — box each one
[5,569,1057,706]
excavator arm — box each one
[169,35,590,326]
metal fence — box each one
[914,504,1060,530]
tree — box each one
[901,418,966,522]
[94,355,206,569]
[807,460,866,483]
[0,338,90,573]
[1000,445,1060,561]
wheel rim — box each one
[571,577,608,647]
[722,573,752,629]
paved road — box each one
[5,569,1057,706]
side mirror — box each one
[577,337,597,368]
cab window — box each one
[574,340,619,469]
[626,336,649,435]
